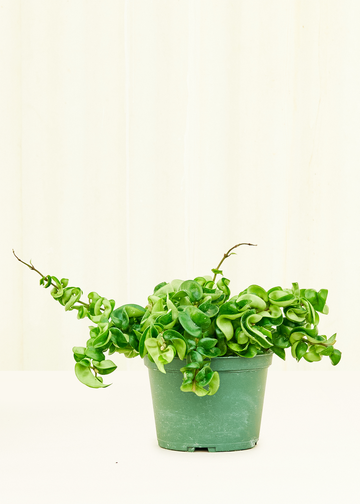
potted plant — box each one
[13,243,341,452]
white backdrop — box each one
[1,0,359,372]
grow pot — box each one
[144,352,273,452]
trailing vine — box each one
[13,245,341,395]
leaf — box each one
[290,326,319,338]
[197,346,222,358]
[50,276,63,298]
[267,286,282,294]
[85,347,105,361]
[278,323,293,338]
[40,275,52,288]
[180,382,193,393]
[171,290,189,302]
[182,368,195,384]
[88,291,101,304]
[189,350,203,363]
[181,372,195,386]
[237,293,267,311]
[193,277,208,286]
[154,281,167,291]
[246,285,269,302]
[292,282,300,297]
[330,349,341,365]
[305,334,326,345]
[108,344,116,355]
[300,298,316,325]
[235,328,249,345]
[115,346,139,359]
[216,309,244,341]
[187,306,211,330]
[129,333,139,351]
[289,331,306,344]
[110,327,129,348]
[303,349,322,362]
[144,339,165,373]
[326,333,337,346]
[101,298,113,319]
[291,341,300,359]
[138,326,152,358]
[93,327,112,349]
[259,305,282,319]
[268,290,296,307]
[272,346,286,360]
[145,339,175,373]
[295,341,308,361]
[302,288,329,314]
[198,299,219,318]
[211,268,223,275]
[179,296,192,307]
[178,310,202,338]
[219,301,240,315]
[195,366,213,386]
[111,307,129,331]
[170,278,184,291]
[216,277,231,301]
[72,346,86,362]
[123,304,146,318]
[171,338,187,360]
[93,297,104,316]
[193,383,209,397]
[197,338,218,350]
[180,382,208,396]
[284,307,307,324]
[148,295,160,306]
[162,329,183,341]
[74,363,110,388]
[93,359,117,375]
[227,341,243,353]
[317,345,334,356]
[185,338,197,352]
[166,296,179,319]
[158,345,176,365]
[157,311,173,326]
[272,334,291,349]
[180,280,203,302]
[208,371,220,395]
[64,288,83,311]
[241,310,273,348]
[89,326,99,339]
[77,358,91,367]
[153,282,171,296]
[237,344,259,358]
[76,305,88,319]
[180,362,201,373]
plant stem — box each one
[212,242,257,283]
[13,249,50,280]
[12,249,89,307]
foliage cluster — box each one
[14,245,341,396]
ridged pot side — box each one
[144,353,273,452]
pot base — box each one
[158,438,258,452]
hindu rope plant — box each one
[13,243,341,396]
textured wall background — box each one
[1,0,359,372]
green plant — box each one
[13,244,341,396]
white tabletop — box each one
[0,368,359,504]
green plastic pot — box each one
[144,352,273,452]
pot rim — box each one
[144,351,273,372]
